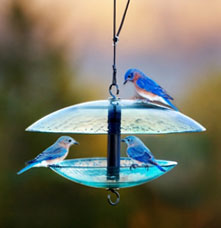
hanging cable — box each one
[116,0,131,37]
[109,0,131,99]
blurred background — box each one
[0,0,220,227]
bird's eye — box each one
[128,75,132,78]
[68,139,72,142]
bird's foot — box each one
[136,98,148,104]
[48,164,61,168]
[143,164,149,171]
[130,164,139,170]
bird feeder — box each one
[26,0,205,205]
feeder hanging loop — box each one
[107,188,120,206]
[109,83,119,99]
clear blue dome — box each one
[49,157,177,188]
[26,99,205,134]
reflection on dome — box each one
[26,99,205,134]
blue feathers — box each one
[17,147,68,175]
[17,163,36,175]
[124,68,178,111]
[17,136,78,175]
[122,136,166,172]
[163,98,178,111]
[136,77,173,100]
[148,159,166,172]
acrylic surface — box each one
[26,100,205,134]
[50,157,177,188]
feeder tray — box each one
[50,157,177,189]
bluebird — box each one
[121,136,166,172]
[123,68,178,110]
[17,136,79,175]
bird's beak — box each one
[74,141,79,145]
[123,80,128,85]
[121,139,126,143]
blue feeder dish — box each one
[49,158,177,189]
[26,99,205,134]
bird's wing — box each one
[127,145,153,163]
[136,77,174,100]
[27,147,67,164]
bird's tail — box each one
[149,160,166,172]
[164,99,179,111]
[17,163,36,175]
[155,164,166,172]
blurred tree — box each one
[141,71,221,228]
[0,1,107,227]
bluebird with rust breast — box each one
[123,68,178,110]
[17,136,79,175]
[121,136,166,172]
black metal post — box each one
[106,0,130,205]
[107,99,121,180]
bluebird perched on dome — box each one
[123,68,178,110]
[121,136,166,172]
[17,136,79,175]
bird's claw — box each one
[143,164,149,171]
[130,164,139,170]
[136,99,148,104]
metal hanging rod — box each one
[109,0,131,99]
